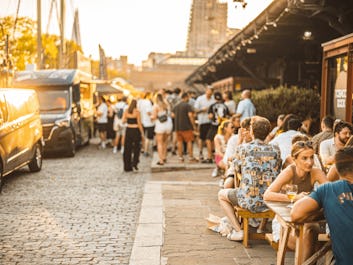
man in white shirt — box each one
[319,120,353,166]
[96,96,108,149]
[194,87,215,161]
[138,92,155,156]
[270,118,303,164]
[236,90,256,122]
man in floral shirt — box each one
[218,115,282,241]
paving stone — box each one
[0,140,148,265]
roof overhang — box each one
[185,0,353,88]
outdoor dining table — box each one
[264,200,327,265]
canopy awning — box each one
[185,0,353,89]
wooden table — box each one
[264,200,326,265]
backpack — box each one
[117,107,124,119]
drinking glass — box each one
[286,184,298,208]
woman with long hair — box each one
[212,120,234,177]
[152,93,173,165]
[264,140,327,260]
[122,99,144,172]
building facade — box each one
[186,0,228,57]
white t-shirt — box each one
[225,100,236,114]
[97,102,108,123]
[270,130,303,164]
[114,101,128,118]
[222,134,239,164]
[319,138,335,165]
[194,94,215,125]
[138,99,154,127]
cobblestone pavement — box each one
[0,139,149,265]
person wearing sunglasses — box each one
[264,139,327,260]
[282,135,324,171]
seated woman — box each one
[221,117,252,188]
[282,134,324,171]
[263,140,327,260]
[211,120,233,177]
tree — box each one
[0,16,36,70]
[0,16,84,70]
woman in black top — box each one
[122,99,144,172]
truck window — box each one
[37,90,69,113]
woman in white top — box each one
[212,120,234,177]
[223,91,236,115]
[151,93,173,165]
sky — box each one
[0,0,273,66]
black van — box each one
[13,69,96,157]
[0,88,43,189]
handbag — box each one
[158,114,168,123]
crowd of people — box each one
[93,86,253,171]
[211,110,353,264]
[94,86,353,263]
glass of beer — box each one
[286,184,298,208]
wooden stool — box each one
[234,206,275,248]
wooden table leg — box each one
[277,225,290,265]
[295,225,305,265]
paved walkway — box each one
[129,151,295,265]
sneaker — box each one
[211,168,218,177]
[249,218,260,228]
[101,142,106,149]
[202,158,213,164]
[120,147,124,154]
[188,157,198,163]
[178,156,184,162]
[112,147,117,154]
[227,229,244,241]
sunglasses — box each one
[294,140,313,148]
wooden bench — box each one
[234,206,275,247]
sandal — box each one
[156,161,164,166]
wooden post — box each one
[37,0,42,69]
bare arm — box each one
[327,164,339,182]
[136,110,144,136]
[188,111,196,130]
[263,166,293,202]
[214,135,223,156]
[122,110,127,124]
[151,106,158,121]
[312,168,329,185]
[291,196,321,222]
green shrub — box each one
[234,86,321,123]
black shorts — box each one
[144,126,155,140]
[206,125,218,141]
[96,123,107,133]
[199,123,211,141]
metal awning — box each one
[96,81,130,95]
[185,0,353,89]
